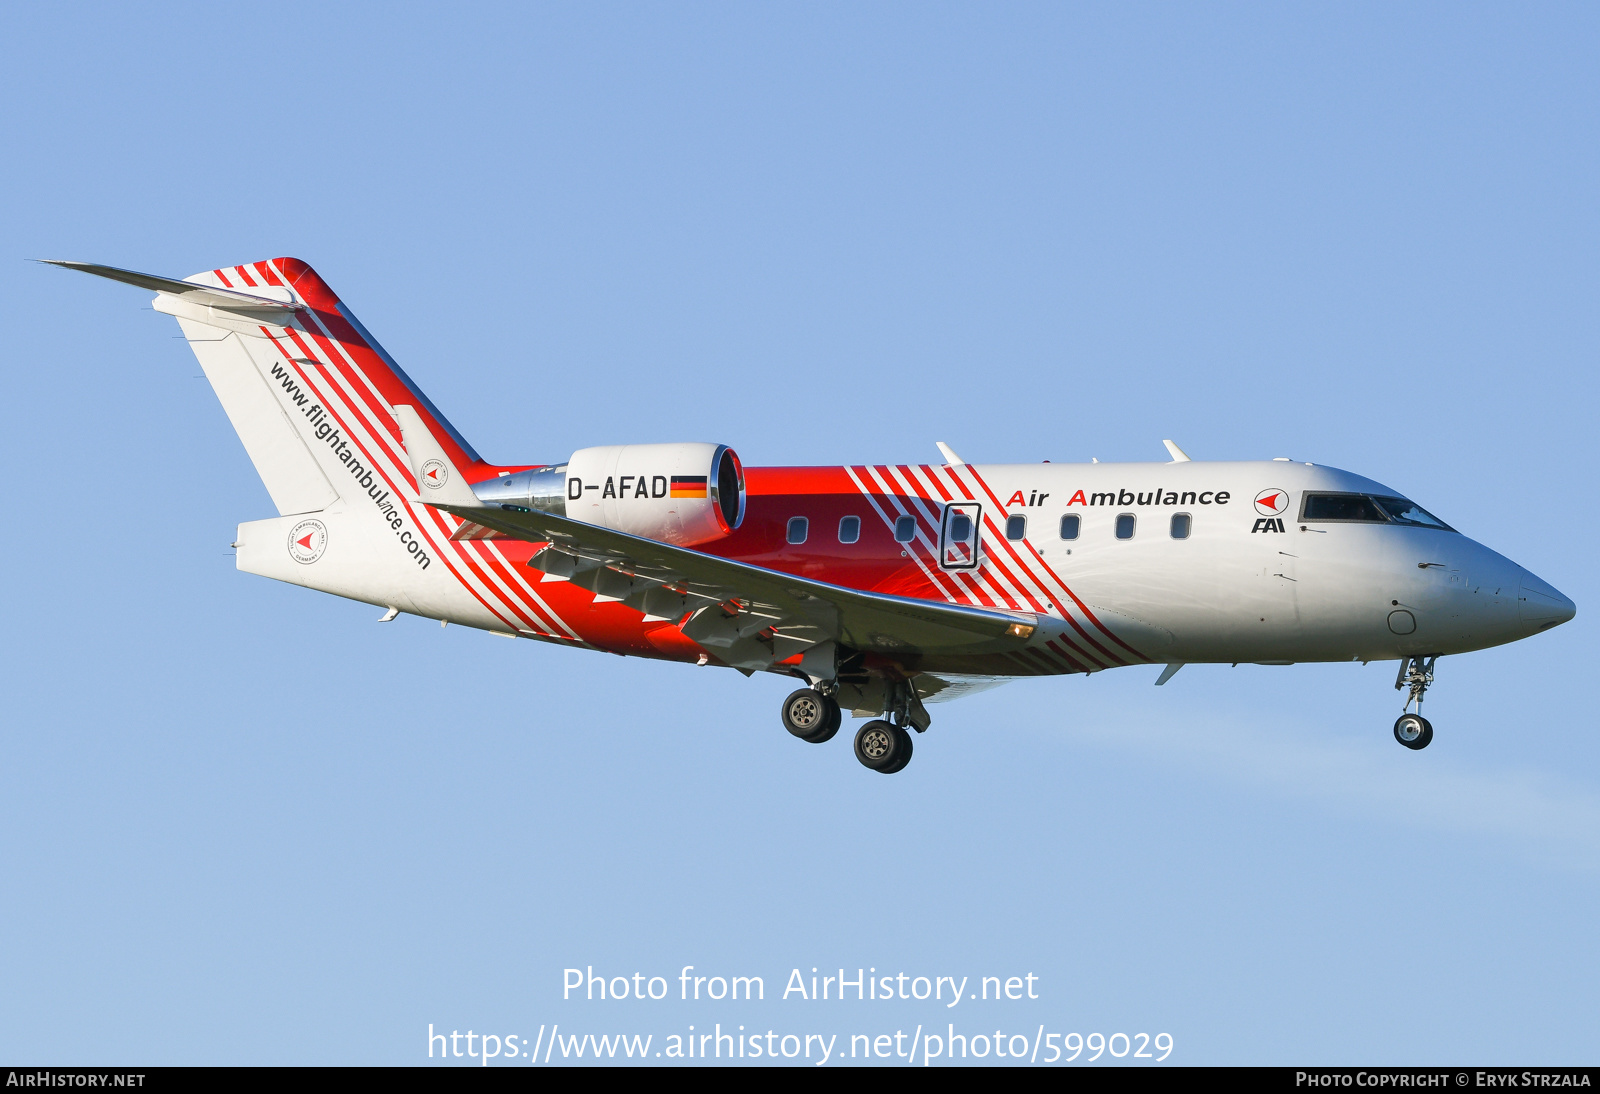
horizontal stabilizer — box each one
[38,260,302,311]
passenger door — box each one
[940,502,982,570]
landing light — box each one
[1006,623,1035,639]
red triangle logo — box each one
[1260,493,1280,510]
[427,468,439,480]
[296,534,314,550]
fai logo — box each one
[1254,488,1290,517]
[420,459,448,490]
[288,519,328,564]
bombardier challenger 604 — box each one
[48,258,1576,773]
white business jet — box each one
[47,257,1576,773]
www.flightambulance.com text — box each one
[426,966,1174,1065]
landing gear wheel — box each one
[1393,713,1434,750]
[882,726,913,773]
[854,720,913,773]
[782,688,840,743]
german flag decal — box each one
[670,475,708,498]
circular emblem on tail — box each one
[288,518,328,564]
[1254,488,1290,517]
[420,459,449,490]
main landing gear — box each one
[1393,655,1439,750]
[853,720,913,774]
[781,688,840,743]
[779,680,923,774]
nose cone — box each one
[1520,571,1577,632]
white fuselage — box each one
[960,459,1566,665]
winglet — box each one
[394,404,483,508]
[1162,440,1191,463]
[936,442,965,466]
[1155,663,1185,685]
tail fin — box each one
[48,257,487,516]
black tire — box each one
[783,688,839,743]
[854,720,909,773]
[882,726,914,773]
[1394,713,1433,750]
[819,695,842,740]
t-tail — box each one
[45,258,555,631]
[45,257,486,512]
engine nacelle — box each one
[473,442,745,547]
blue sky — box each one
[1,2,1595,1065]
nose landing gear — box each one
[1393,712,1433,749]
[1393,655,1439,750]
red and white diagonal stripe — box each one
[847,463,1150,675]
[223,260,584,646]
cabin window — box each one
[894,515,917,543]
[838,515,861,544]
[787,516,809,544]
[1005,514,1027,540]
[1059,514,1080,540]
[1115,513,1136,539]
[1170,513,1191,539]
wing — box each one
[433,503,1041,677]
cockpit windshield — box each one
[1300,492,1455,532]
[1372,496,1453,530]
[1301,493,1387,522]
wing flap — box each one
[435,503,1039,664]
